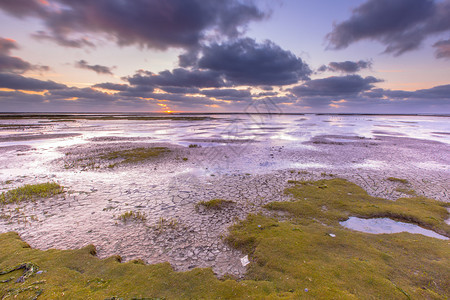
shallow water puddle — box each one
[340,217,448,240]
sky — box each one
[0,0,449,113]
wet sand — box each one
[0,114,449,277]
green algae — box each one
[0,233,275,299]
[0,183,64,205]
[118,211,146,223]
[196,199,235,210]
[100,147,170,164]
[270,178,449,236]
[65,147,171,170]
[387,177,409,184]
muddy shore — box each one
[0,114,449,277]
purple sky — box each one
[0,0,449,113]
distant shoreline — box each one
[0,112,449,117]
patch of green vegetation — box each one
[0,124,43,128]
[0,232,276,299]
[196,199,235,210]
[0,183,64,205]
[152,217,179,232]
[4,180,13,185]
[118,211,146,223]
[277,178,449,236]
[226,214,449,298]
[395,187,417,196]
[188,144,200,148]
[0,179,448,299]
[46,119,77,123]
[182,157,188,161]
[224,179,449,298]
[100,147,170,164]
[387,177,409,184]
[321,172,335,177]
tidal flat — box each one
[0,113,449,298]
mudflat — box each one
[0,113,449,298]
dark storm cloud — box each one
[318,60,372,73]
[0,73,66,91]
[75,60,114,75]
[0,37,49,73]
[433,38,450,58]
[0,0,266,50]
[291,75,381,97]
[327,0,450,56]
[126,68,226,88]
[197,38,311,86]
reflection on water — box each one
[340,217,448,240]
[0,114,449,182]
[1,114,449,149]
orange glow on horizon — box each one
[157,102,176,114]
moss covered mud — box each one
[61,145,173,170]
[0,183,63,205]
[1,179,449,299]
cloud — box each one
[377,84,450,100]
[293,83,450,113]
[291,75,381,97]
[93,82,129,91]
[433,38,450,58]
[126,68,226,88]
[0,37,49,73]
[0,73,66,90]
[33,31,96,48]
[200,88,252,101]
[0,0,45,17]
[196,38,311,86]
[49,87,117,102]
[318,60,372,73]
[75,60,114,75]
[326,0,450,56]
[159,87,200,94]
[0,38,18,53]
[0,0,266,50]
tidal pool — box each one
[340,217,449,240]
